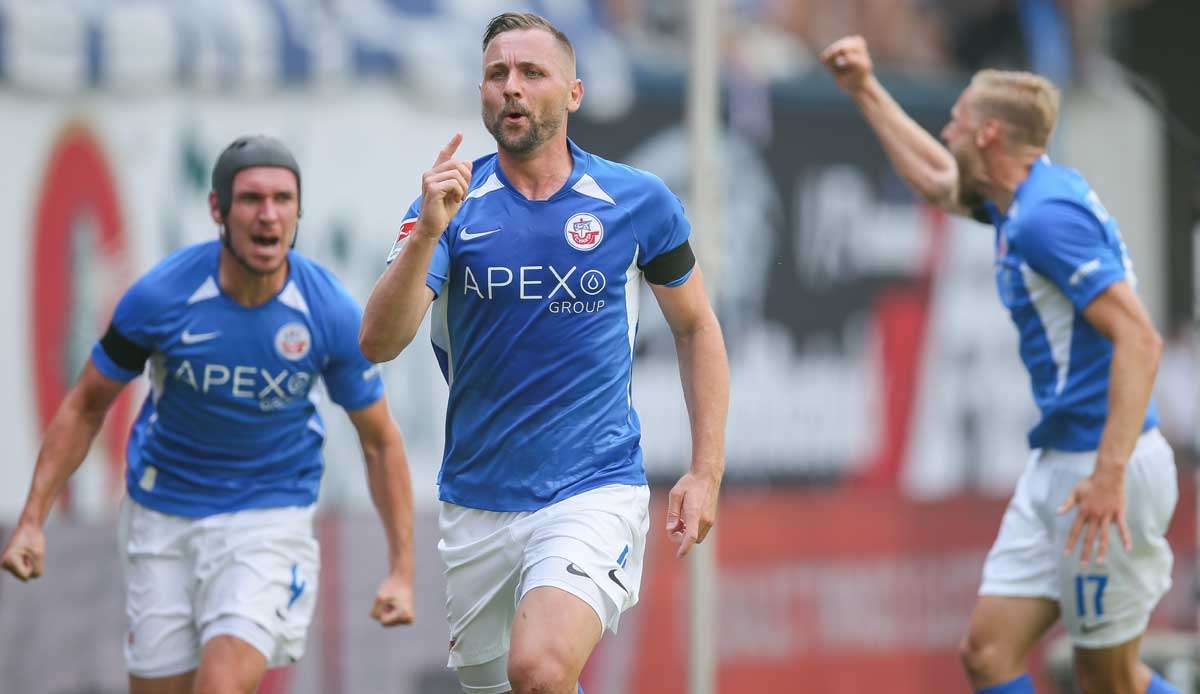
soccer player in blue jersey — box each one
[822,36,1177,694]
[361,12,730,694]
[1,136,416,694]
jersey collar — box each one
[1011,154,1051,208]
[492,138,590,203]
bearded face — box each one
[484,95,564,156]
[480,28,578,158]
[941,89,989,210]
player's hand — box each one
[666,471,721,559]
[369,572,415,627]
[1058,466,1131,567]
[415,133,473,241]
[819,35,875,95]
[1,522,46,581]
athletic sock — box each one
[1147,672,1180,694]
[977,673,1035,694]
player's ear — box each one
[976,119,1000,149]
[567,78,584,113]
[208,191,224,225]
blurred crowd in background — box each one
[0,0,1171,88]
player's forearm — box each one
[361,236,440,361]
[853,77,959,206]
[673,316,729,481]
[1094,326,1163,476]
[362,432,415,579]
[20,397,107,527]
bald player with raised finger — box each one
[820,35,1178,694]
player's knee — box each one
[958,631,1012,683]
[507,652,573,694]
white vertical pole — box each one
[1193,220,1199,671]
[688,1,721,694]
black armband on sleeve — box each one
[640,240,696,285]
[99,324,152,372]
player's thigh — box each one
[193,633,269,694]
[121,500,202,679]
[979,449,1061,604]
[196,506,320,668]
[439,502,529,670]
[1052,432,1176,650]
[508,585,604,685]
[523,484,651,630]
[128,671,194,694]
[1073,634,1151,694]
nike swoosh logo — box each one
[459,227,501,241]
[181,329,221,344]
[608,569,628,594]
[566,563,590,578]
[1079,621,1112,634]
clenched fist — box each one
[819,35,875,95]
[1,522,45,581]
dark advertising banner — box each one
[572,76,1038,495]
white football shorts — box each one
[119,498,320,677]
[979,428,1177,648]
[438,483,650,669]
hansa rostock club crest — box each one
[564,212,604,251]
[275,322,312,361]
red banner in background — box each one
[31,124,135,507]
[590,478,1196,693]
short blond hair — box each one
[969,70,1061,149]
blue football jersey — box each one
[91,241,384,517]
[981,156,1158,451]
[389,140,693,511]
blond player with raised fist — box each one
[821,34,1178,694]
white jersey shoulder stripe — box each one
[466,173,505,200]
[571,173,616,205]
[186,276,220,305]
[278,280,311,315]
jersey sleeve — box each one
[1018,199,1125,310]
[386,196,450,297]
[321,286,386,411]
[89,278,160,382]
[634,175,695,286]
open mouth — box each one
[250,234,281,248]
[501,107,530,125]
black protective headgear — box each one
[211,135,302,235]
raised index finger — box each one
[434,133,463,167]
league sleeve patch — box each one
[386,217,419,264]
[1068,258,1103,286]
